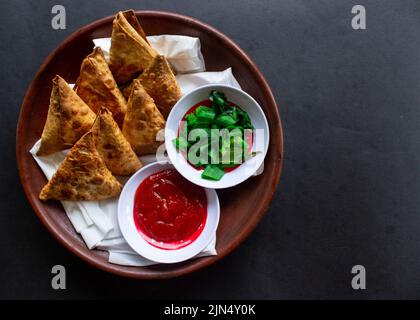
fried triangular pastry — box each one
[39,132,122,201]
[37,75,96,156]
[109,10,157,84]
[125,55,181,118]
[122,80,165,155]
[91,107,143,175]
[75,47,127,126]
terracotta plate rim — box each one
[16,10,284,279]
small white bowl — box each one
[117,161,220,264]
[165,84,270,189]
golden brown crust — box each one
[37,75,96,156]
[121,10,148,43]
[75,47,127,127]
[123,55,181,118]
[39,132,122,201]
[109,11,157,84]
[122,80,165,155]
[91,107,143,175]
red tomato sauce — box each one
[179,99,253,172]
[133,169,207,250]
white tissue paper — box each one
[30,35,241,267]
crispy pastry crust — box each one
[39,132,122,201]
[120,10,148,43]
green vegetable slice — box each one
[215,114,237,127]
[185,113,196,123]
[195,109,216,124]
[209,90,227,108]
[201,165,225,181]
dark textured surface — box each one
[1,0,420,299]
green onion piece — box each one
[224,106,238,121]
[186,114,197,130]
[209,90,227,107]
[195,105,212,114]
[237,109,254,129]
[215,114,237,127]
[195,106,216,123]
[185,113,196,123]
[201,165,225,181]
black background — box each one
[1,0,419,299]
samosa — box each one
[124,55,181,118]
[122,80,165,155]
[39,132,122,201]
[37,75,96,156]
[91,107,143,175]
[109,10,157,84]
[75,47,127,126]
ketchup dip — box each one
[133,169,207,250]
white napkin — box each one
[30,35,241,267]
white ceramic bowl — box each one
[165,84,270,189]
[117,161,220,264]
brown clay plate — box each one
[16,11,283,279]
